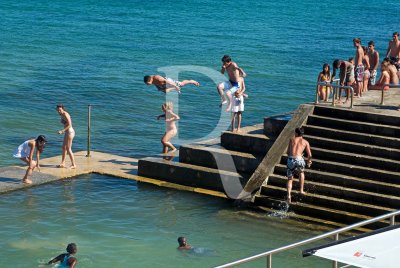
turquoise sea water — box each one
[0,1,399,267]
[1,0,399,166]
[0,174,331,267]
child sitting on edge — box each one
[231,77,246,132]
[157,102,180,153]
[48,243,77,268]
[144,75,200,94]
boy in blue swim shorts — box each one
[217,55,246,112]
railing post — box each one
[267,254,272,268]
[332,233,339,268]
[390,215,395,225]
[86,104,91,157]
[350,86,354,109]
[331,86,336,107]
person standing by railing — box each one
[362,46,371,93]
[353,38,364,97]
[368,41,380,86]
[316,63,331,102]
[332,59,355,103]
[385,32,400,70]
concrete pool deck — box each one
[0,150,226,198]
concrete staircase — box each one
[254,105,400,229]
[138,123,278,197]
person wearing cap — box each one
[13,135,47,184]
[286,127,312,204]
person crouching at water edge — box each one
[56,104,76,169]
[157,102,180,154]
[13,135,47,184]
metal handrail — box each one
[315,79,338,104]
[380,84,400,105]
[86,104,92,157]
[315,80,354,109]
[214,210,400,268]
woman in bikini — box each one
[316,63,331,102]
[56,104,76,169]
[157,102,180,154]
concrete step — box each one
[307,115,400,138]
[255,204,371,233]
[281,154,400,184]
[264,174,400,209]
[221,124,273,154]
[260,181,396,217]
[263,113,291,136]
[311,147,400,173]
[138,157,248,193]
[273,164,400,196]
[304,125,400,150]
[179,144,262,174]
[254,192,389,229]
[313,105,400,126]
[304,134,400,160]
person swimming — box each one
[177,237,192,250]
[47,243,78,268]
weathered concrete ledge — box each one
[242,104,315,195]
[0,151,226,198]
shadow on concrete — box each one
[98,159,138,166]
[355,103,400,111]
[247,128,264,135]
[0,177,20,183]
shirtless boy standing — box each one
[368,41,380,86]
[353,38,364,96]
[286,127,312,204]
[385,32,400,70]
[217,55,246,112]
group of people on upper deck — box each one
[317,32,400,103]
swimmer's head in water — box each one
[66,243,77,254]
[177,237,187,246]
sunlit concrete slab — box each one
[316,88,400,116]
[0,151,226,198]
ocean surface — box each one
[1,0,398,166]
[1,1,399,267]
[0,174,332,268]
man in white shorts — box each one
[217,55,246,112]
